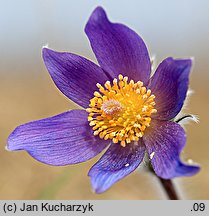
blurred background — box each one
[0,0,209,199]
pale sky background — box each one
[1,0,209,78]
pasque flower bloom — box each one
[7,7,200,193]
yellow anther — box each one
[94,131,99,136]
[149,95,155,100]
[89,121,96,126]
[136,114,141,119]
[120,129,125,134]
[142,105,148,112]
[96,83,102,88]
[113,138,119,143]
[134,123,141,128]
[111,132,116,136]
[141,125,146,131]
[118,74,123,80]
[104,81,111,89]
[109,120,115,124]
[141,87,146,94]
[102,125,108,129]
[88,116,93,121]
[123,76,128,82]
[87,75,157,147]
[129,80,134,86]
[121,141,126,147]
[104,134,109,140]
[86,108,92,112]
[137,81,143,87]
[126,138,131,143]
[136,132,143,137]
[146,89,151,96]
[94,91,102,97]
[151,109,157,114]
[142,95,148,99]
[118,117,123,123]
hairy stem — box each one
[157,176,179,200]
[149,165,179,200]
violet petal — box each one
[149,58,192,120]
[85,6,151,84]
[42,48,109,108]
[88,141,145,193]
[143,120,200,179]
[7,110,109,166]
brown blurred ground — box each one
[0,65,208,200]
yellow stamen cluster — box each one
[86,75,157,147]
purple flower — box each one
[7,7,200,193]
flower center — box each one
[86,74,157,147]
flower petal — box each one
[143,120,200,179]
[7,110,109,166]
[88,141,145,193]
[85,6,151,84]
[42,48,109,108]
[149,58,192,120]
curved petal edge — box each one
[42,48,109,108]
[7,110,109,166]
[88,141,145,193]
[85,6,151,84]
[143,120,200,179]
[149,57,192,120]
